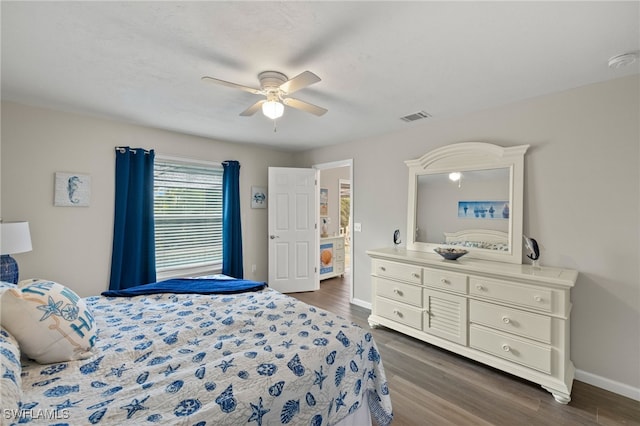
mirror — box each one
[406,142,529,264]
[416,168,510,245]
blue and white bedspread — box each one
[18,288,393,425]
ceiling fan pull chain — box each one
[273,120,278,133]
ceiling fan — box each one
[201,71,327,120]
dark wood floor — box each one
[290,276,640,426]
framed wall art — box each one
[251,186,267,209]
[320,188,328,216]
[54,172,91,207]
[320,242,334,274]
[457,201,509,219]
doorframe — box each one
[313,159,354,303]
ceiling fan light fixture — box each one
[202,70,325,119]
[262,100,284,120]
[449,172,462,182]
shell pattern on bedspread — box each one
[17,288,393,425]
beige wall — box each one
[295,75,640,398]
[1,102,295,297]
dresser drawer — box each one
[372,260,422,285]
[470,300,551,343]
[470,324,551,373]
[375,298,423,330]
[334,238,344,250]
[375,277,423,308]
[424,269,468,294]
[334,250,345,261]
[469,277,551,312]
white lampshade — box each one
[1,221,33,255]
[262,101,284,120]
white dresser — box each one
[320,236,345,280]
[367,247,578,403]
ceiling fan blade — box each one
[279,71,321,95]
[282,97,328,116]
[240,100,265,116]
[201,76,262,95]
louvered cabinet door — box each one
[423,289,468,345]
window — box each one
[153,157,223,277]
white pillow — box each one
[0,280,17,293]
[0,279,96,364]
[0,325,22,417]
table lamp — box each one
[1,221,32,283]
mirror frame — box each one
[406,142,529,264]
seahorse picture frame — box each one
[54,172,91,207]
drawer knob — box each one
[475,284,485,291]
[413,273,420,279]
[393,288,402,295]
[393,309,402,317]
[502,316,511,324]
[380,266,387,272]
[441,278,450,285]
[501,344,511,352]
[534,295,543,303]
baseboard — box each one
[350,297,371,310]
[575,369,640,401]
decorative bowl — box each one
[434,247,468,261]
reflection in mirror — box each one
[405,142,529,264]
[416,168,510,250]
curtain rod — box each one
[115,146,152,154]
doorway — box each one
[339,179,351,272]
[314,159,353,302]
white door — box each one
[268,167,318,293]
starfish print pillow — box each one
[0,279,96,364]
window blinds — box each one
[153,159,223,272]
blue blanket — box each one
[102,277,267,297]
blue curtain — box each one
[109,147,156,290]
[222,160,243,278]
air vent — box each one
[400,110,431,122]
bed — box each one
[0,278,393,425]
[443,229,509,252]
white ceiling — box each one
[2,1,638,151]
